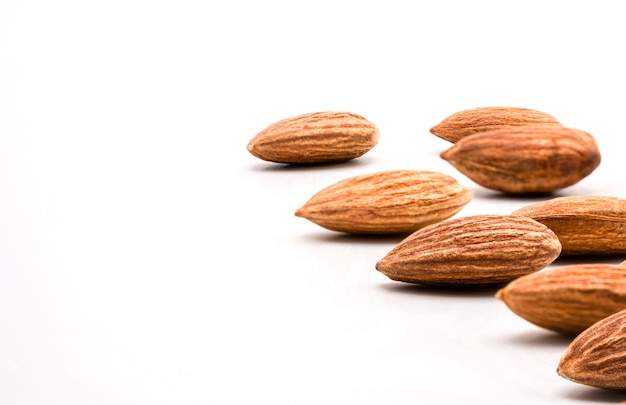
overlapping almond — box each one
[430,106,561,143]
[375,214,561,286]
[512,195,626,256]
[247,111,379,164]
[295,170,472,234]
[439,125,601,194]
[496,263,626,334]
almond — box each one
[440,125,601,194]
[430,106,561,143]
[375,214,561,286]
[496,264,626,335]
[246,111,379,164]
[295,170,472,234]
[512,195,626,256]
[558,308,626,390]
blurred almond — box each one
[295,170,472,234]
[430,106,561,143]
[246,111,379,164]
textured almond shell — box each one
[430,106,561,143]
[558,308,626,389]
[295,170,473,234]
[440,125,601,194]
[246,111,379,164]
[512,195,626,256]
[496,264,626,334]
[375,214,562,286]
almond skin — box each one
[295,170,472,234]
[496,264,626,335]
[558,308,626,390]
[512,195,626,256]
[440,125,601,194]
[246,111,379,164]
[430,106,561,143]
[375,214,561,286]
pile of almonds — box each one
[246,107,626,392]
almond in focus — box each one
[496,263,626,335]
[430,106,561,143]
[246,111,379,164]
[440,125,601,194]
[512,195,626,257]
[558,308,626,390]
[375,214,561,286]
[295,170,472,234]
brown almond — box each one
[430,106,561,143]
[496,264,626,335]
[295,170,472,234]
[246,111,379,164]
[512,195,626,256]
[440,125,601,194]
[558,308,626,390]
[375,214,561,286]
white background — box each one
[1,1,626,404]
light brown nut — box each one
[246,111,379,164]
[558,308,626,390]
[496,264,626,335]
[430,106,561,143]
[512,195,626,256]
[440,125,601,194]
[375,214,561,286]
[295,170,472,234]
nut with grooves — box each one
[440,125,601,194]
[558,308,626,390]
[375,214,562,286]
[496,263,626,334]
[430,106,561,143]
[512,195,626,256]
[295,170,472,234]
[247,111,379,164]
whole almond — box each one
[512,195,626,256]
[496,264,626,335]
[440,125,601,194]
[295,170,472,234]
[430,106,561,143]
[558,308,626,390]
[375,214,561,286]
[246,111,379,164]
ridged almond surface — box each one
[496,264,626,334]
[558,308,626,389]
[512,195,626,256]
[430,106,561,143]
[440,125,601,194]
[295,170,472,234]
[246,111,379,164]
[375,214,561,286]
